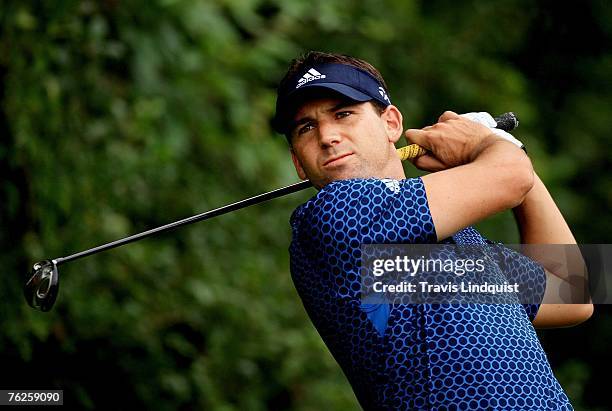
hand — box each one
[404,111,498,172]
[461,112,524,149]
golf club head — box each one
[24,260,59,312]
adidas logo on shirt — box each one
[296,68,326,88]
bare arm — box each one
[405,111,534,242]
[405,111,592,327]
[513,173,593,328]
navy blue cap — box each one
[272,63,392,134]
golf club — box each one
[24,112,519,311]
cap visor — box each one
[290,82,372,102]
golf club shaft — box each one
[54,112,518,265]
[55,180,313,265]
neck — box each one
[380,147,407,180]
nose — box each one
[317,120,342,147]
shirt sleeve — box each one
[288,178,438,339]
[291,178,438,249]
[493,245,547,322]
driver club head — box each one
[24,260,59,312]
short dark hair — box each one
[277,51,389,143]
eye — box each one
[335,111,352,119]
[297,122,315,135]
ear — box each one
[290,148,308,180]
[381,105,403,144]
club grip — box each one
[397,112,519,161]
[494,112,519,132]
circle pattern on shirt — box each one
[289,178,571,410]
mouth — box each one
[323,152,354,166]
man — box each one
[272,51,593,410]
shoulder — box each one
[291,178,426,226]
[290,178,436,244]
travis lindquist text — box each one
[372,281,520,294]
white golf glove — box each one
[460,112,525,150]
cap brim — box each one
[292,82,373,102]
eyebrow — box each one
[291,101,361,130]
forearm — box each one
[514,173,593,327]
[424,138,534,241]
[512,172,580,279]
[512,172,576,244]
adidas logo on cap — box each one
[378,86,390,103]
[296,68,326,88]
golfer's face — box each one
[289,97,400,188]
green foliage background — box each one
[1,0,610,409]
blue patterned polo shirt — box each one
[289,178,572,410]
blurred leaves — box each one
[0,0,610,409]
